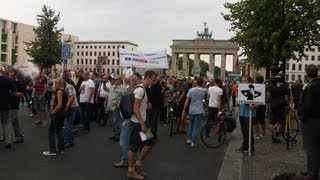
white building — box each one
[73,41,138,75]
[0,18,78,69]
[286,46,320,82]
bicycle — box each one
[200,109,235,149]
[282,106,300,150]
[166,102,177,137]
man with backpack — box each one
[114,73,141,168]
[127,70,157,179]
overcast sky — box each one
[0,0,238,70]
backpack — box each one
[120,85,145,119]
[226,117,237,132]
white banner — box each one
[119,48,168,69]
[238,83,265,105]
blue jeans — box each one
[48,112,65,153]
[120,118,130,161]
[64,107,77,144]
[109,108,122,139]
[187,114,203,143]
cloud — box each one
[0,0,238,67]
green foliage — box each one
[199,60,209,76]
[223,0,320,70]
[25,5,64,71]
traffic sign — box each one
[61,43,71,60]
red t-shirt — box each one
[34,75,48,95]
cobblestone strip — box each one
[218,118,242,180]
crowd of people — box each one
[0,63,319,179]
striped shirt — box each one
[34,74,48,95]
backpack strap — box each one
[134,85,146,100]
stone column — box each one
[209,53,215,76]
[233,53,239,73]
[221,53,226,79]
[171,52,177,76]
[182,53,189,76]
[194,53,200,68]
[194,53,201,77]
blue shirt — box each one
[187,87,207,115]
[239,103,256,117]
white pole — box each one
[249,109,252,157]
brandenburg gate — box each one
[169,23,239,78]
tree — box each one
[223,0,320,75]
[26,5,64,72]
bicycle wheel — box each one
[282,117,299,143]
[168,118,173,137]
[200,122,226,149]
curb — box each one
[217,118,243,180]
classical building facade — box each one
[0,18,78,68]
[285,46,320,82]
[73,41,138,75]
[239,46,320,82]
[170,39,239,78]
[169,24,239,78]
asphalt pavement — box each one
[0,106,227,180]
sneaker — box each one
[43,151,57,156]
[272,137,281,143]
[13,138,24,144]
[42,122,47,127]
[114,160,128,168]
[254,135,261,140]
[236,147,248,153]
[34,121,41,125]
[57,151,65,155]
[5,143,12,149]
[260,133,267,138]
[64,142,74,148]
[134,165,147,177]
[127,170,144,179]
[186,139,191,144]
[29,114,34,117]
[190,142,197,148]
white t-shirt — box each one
[208,85,223,108]
[131,85,147,123]
[99,82,111,98]
[79,79,95,103]
[66,84,78,108]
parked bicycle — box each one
[282,106,299,150]
[200,109,236,149]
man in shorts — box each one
[33,67,48,126]
[267,74,289,143]
[127,70,157,179]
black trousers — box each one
[239,116,254,150]
[147,108,161,139]
[302,118,320,180]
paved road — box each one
[0,107,226,180]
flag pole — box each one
[249,108,252,157]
